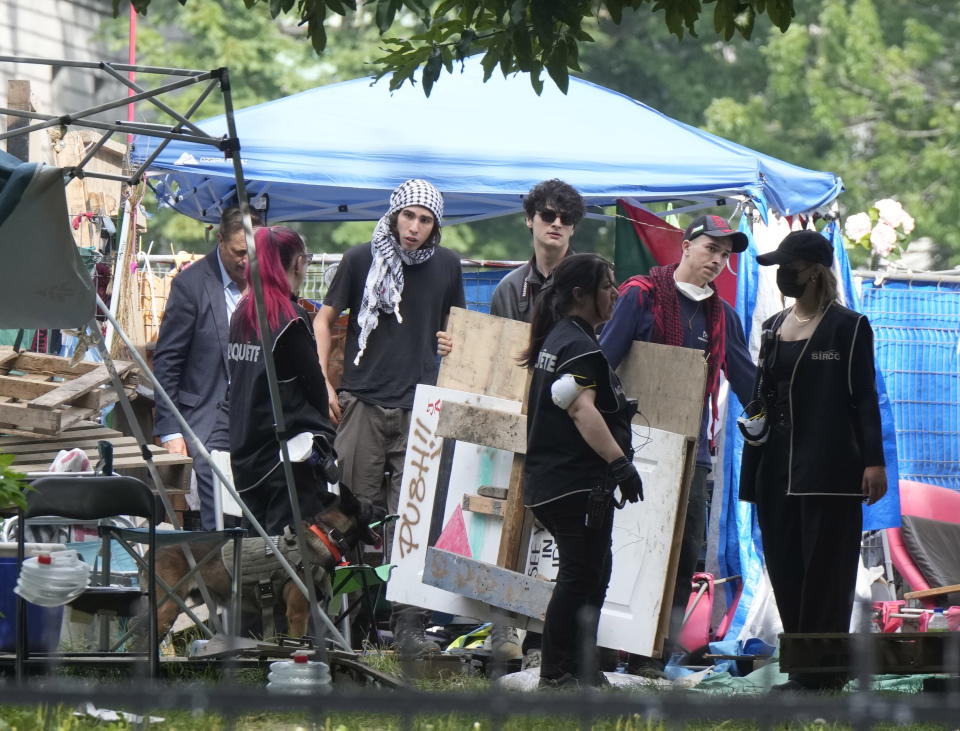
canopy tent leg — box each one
[220,66,334,662]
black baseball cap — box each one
[683,214,748,253]
[756,230,833,267]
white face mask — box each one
[675,279,714,301]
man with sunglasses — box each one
[486,180,585,668]
[599,214,755,670]
[490,179,584,322]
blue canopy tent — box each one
[131,57,842,223]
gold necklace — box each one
[792,307,816,324]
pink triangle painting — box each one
[433,505,473,557]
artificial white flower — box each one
[844,212,873,241]
[901,212,915,235]
[870,222,898,257]
[874,198,906,228]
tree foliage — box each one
[703,0,960,265]
[117,0,795,96]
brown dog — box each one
[143,486,382,643]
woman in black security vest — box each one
[739,230,886,692]
[227,226,337,535]
[520,253,644,690]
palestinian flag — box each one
[613,199,739,305]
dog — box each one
[142,485,383,644]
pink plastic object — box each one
[678,572,714,652]
[885,480,960,609]
[872,600,905,633]
[946,607,960,632]
[715,577,743,640]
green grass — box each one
[0,648,953,730]
[0,707,954,731]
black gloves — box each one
[608,455,644,504]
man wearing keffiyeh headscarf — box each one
[315,179,465,657]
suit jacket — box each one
[152,248,231,445]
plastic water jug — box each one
[266,652,332,695]
[927,608,949,632]
[15,552,90,606]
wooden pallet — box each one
[0,423,192,494]
[0,347,138,437]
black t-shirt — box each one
[227,306,335,492]
[323,244,465,409]
[524,316,634,507]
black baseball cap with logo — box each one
[683,214,749,253]
[756,230,833,267]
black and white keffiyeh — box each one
[354,179,445,365]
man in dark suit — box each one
[153,207,261,529]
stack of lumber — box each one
[0,423,191,493]
[0,347,137,438]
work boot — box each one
[391,604,441,659]
[487,624,523,663]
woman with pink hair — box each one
[226,226,337,534]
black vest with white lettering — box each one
[524,316,633,507]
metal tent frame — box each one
[0,55,348,655]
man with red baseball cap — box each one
[599,213,755,670]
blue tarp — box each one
[860,279,960,491]
[132,58,842,224]
[719,216,765,640]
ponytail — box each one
[517,253,613,369]
[519,281,563,368]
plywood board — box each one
[521,427,693,657]
[423,547,553,617]
[436,307,530,402]
[436,309,532,571]
[435,402,526,455]
[616,341,708,439]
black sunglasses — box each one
[538,208,577,226]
